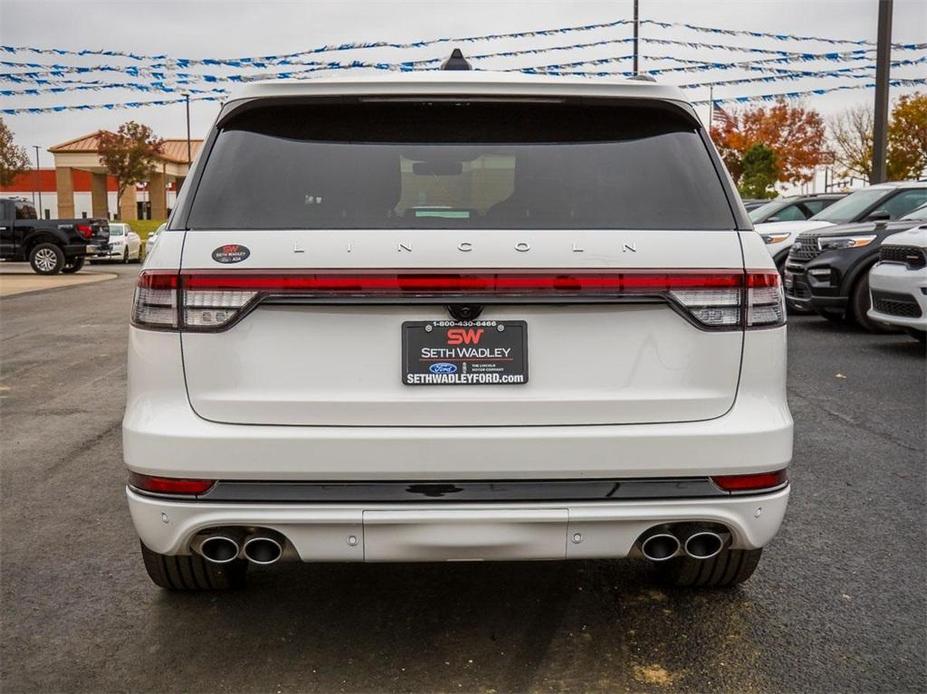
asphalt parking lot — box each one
[1,263,924,693]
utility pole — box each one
[708,85,715,130]
[33,145,42,215]
[870,0,893,184]
[632,0,640,75]
[184,93,192,165]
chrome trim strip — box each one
[195,478,727,503]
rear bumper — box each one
[95,247,125,260]
[127,485,790,560]
[784,269,848,313]
[63,243,95,257]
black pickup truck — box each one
[0,197,110,274]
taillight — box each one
[76,224,93,239]
[131,271,178,329]
[746,271,786,328]
[711,469,789,492]
[183,287,258,329]
[128,472,215,495]
[130,269,787,332]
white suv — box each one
[868,224,927,341]
[125,69,792,591]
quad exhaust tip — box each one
[197,535,241,564]
[640,532,681,562]
[684,531,725,560]
[242,535,283,565]
[638,526,728,561]
[193,529,286,565]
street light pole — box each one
[870,0,893,184]
[33,145,42,215]
[632,0,640,76]
[184,93,192,165]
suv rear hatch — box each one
[175,98,753,427]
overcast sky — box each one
[0,0,924,158]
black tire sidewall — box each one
[139,541,247,590]
[852,274,895,333]
[656,547,763,588]
[62,256,86,274]
[904,328,927,343]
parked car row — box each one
[755,181,927,273]
[0,195,160,273]
[748,181,927,341]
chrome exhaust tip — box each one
[640,532,681,562]
[194,534,241,564]
[242,534,283,565]
[684,531,724,560]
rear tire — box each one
[818,309,846,323]
[851,275,895,333]
[654,547,763,588]
[61,256,86,274]
[140,541,247,590]
[905,328,926,343]
[29,243,65,274]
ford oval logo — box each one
[429,362,458,374]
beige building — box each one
[48,132,203,221]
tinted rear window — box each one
[187,102,734,230]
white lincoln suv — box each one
[125,68,792,590]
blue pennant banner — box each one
[690,78,927,105]
[0,18,635,67]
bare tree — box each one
[829,93,927,182]
[829,106,872,181]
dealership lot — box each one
[1,264,923,693]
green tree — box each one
[0,117,30,187]
[738,144,779,199]
[97,122,163,218]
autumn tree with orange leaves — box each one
[711,100,827,190]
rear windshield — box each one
[187,102,734,230]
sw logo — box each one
[446,328,484,345]
[211,244,250,264]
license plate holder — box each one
[402,320,528,386]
